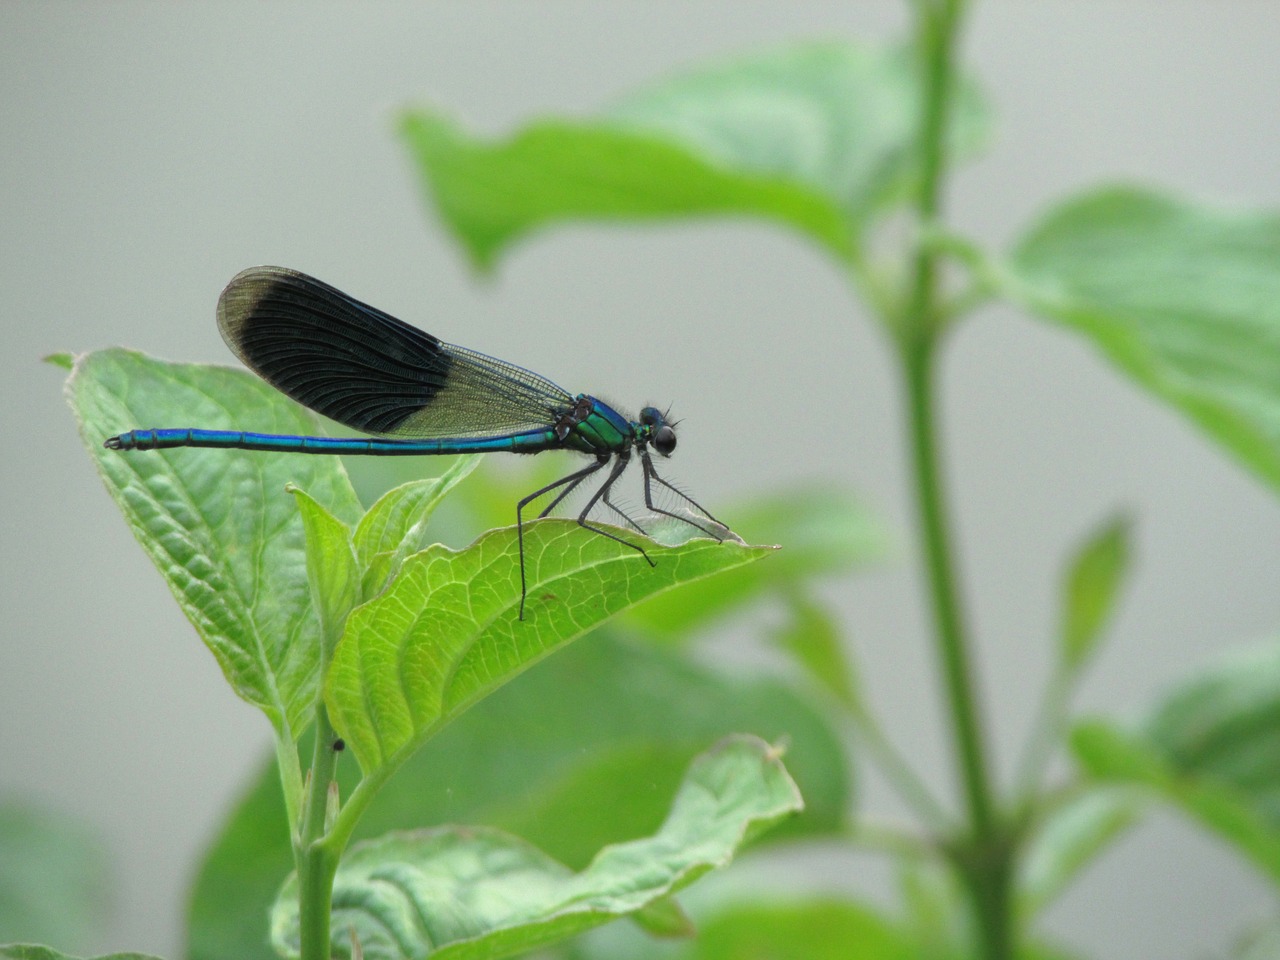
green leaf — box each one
[771,591,861,713]
[401,41,990,270]
[897,859,965,960]
[64,350,362,737]
[268,736,802,960]
[1072,719,1280,882]
[0,802,110,951]
[1017,787,1144,918]
[1070,640,1280,880]
[326,520,772,774]
[1059,514,1132,670]
[627,897,694,940]
[352,458,481,600]
[1008,186,1280,495]
[0,949,164,960]
[650,899,914,960]
[43,353,74,371]
[625,486,882,639]
[289,487,359,653]
[187,633,848,960]
[1147,641,1280,824]
[565,892,1082,960]
[402,111,852,271]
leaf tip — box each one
[43,351,76,371]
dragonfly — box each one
[103,266,726,619]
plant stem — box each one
[899,1,1014,958]
[901,340,994,834]
[296,838,339,960]
[296,702,342,960]
[905,0,994,841]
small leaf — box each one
[1017,787,1145,918]
[402,41,990,270]
[627,897,694,940]
[772,591,861,713]
[1059,514,1132,670]
[43,353,74,371]
[0,801,110,951]
[353,457,481,599]
[289,487,359,653]
[1009,186,1280,496]
[187,632,848,960]
[64,350,362,737]
[626,485,882,639]
[326,520,772,775]
[269,736,802,960]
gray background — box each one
[3,2,1279,957]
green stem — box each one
[905,0,993,842]
[899,2,1014,958]
[296,702,342,960]
[296,838,339,960]
[901,341,994,835]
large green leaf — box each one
[0,802,110,952]
[269,736,802,960]
[401,41,990,270]
[1008,186,1280,495]
[606,899,915,960]
[1072,639,1280,883]
[0,949,163,960]
[63,350,362,737]
[187,633,848,960]
[325,521,772,775]
[558,891,1081,960]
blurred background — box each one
[3,2,1279,957]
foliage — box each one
[401,11,1280,960]
[15,4,1280,960]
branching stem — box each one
[896,1,1015,958]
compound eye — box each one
[652,424,677,457]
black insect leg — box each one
[574,451,655,565]
[639,447,726,541]
[516,456,609,620]
[600,481,649,536]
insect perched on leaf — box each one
[104,266,728,618]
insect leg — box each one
[575,452,655,566]
[639,447,726,541]
[516,456,609,620]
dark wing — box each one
[217,266,575,438]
